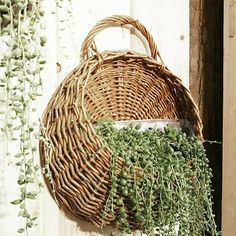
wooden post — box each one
[190,0,223,231]
[222,1,236,234]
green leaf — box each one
[14,126,21,130]
[0,5,8,13]
[40,36,47,46]
[18,211,23,217]
[34,164,39,170]
[15,153,22,158]
[26,191,37,200]
[16,161,23,166]
[39,60,46,65]
[17,179,25,185]
[21,192,26,200]
[2,14,10,20]
[27,221,33,228]
[25,177,34,183]
[23,144,31,150]
[11,199,23,205]
[17,228,25,233]
[1,127,5,132]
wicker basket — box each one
[39,15,202,228]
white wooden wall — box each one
[223,0,236,235]
[0,1,189,235]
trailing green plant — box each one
[53,0,79,60]
[95,121,220,236]
[0,0,46,234]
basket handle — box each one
[80,15,164,64]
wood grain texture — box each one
[189,0,202,108]
[190,0,223,232]
[222,1,236,235]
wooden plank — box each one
[222,1,236,235]
[189,0,223,230]
[189,0,202,109]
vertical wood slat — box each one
[222,1,236,235]
[190,0,223,231]
[189,0,202,109]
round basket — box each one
[39,15,202,228]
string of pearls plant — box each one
[95,121,220,236]
[0,0,46,234]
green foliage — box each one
[0,0,45,234]
[95,121,220,236]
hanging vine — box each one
[0,0,46,234]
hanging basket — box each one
[39,15,202,228]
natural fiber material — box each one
[39,15,202,228]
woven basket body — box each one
[39,15,202,228]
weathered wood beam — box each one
[190,0,223,232]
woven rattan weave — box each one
[39,15,202,228]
